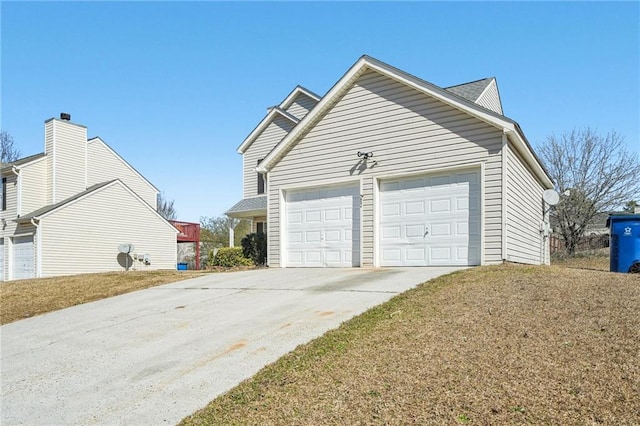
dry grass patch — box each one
[0,270,208,324]
[181,264,639,425]
[552,248,610,271]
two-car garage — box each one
[282,169,481,268]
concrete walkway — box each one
[1,267,462,425]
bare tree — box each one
[157,192,177,220]
[1,130,21,163]
[538,128,640,255]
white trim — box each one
[476,78,496,103]
[16,172,22,216]
[279,86,321,110]
[52,120,57,203]
[87,137,159,194]
[7,236,13,280]
[84,135,88,189]
[236,107,300,154]
[480,161,486,266]
[278,187,286,268]
[36,221,43,278]
[359,177,364,268]
[372,175,380,267]
[501,132,508,261]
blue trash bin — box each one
[607,214,640,273]
[177,262,188,271]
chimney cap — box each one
[60,112,71,121]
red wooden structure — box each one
[169,220,201,270]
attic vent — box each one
[60,112,71,121]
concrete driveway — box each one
[1,267,462,425]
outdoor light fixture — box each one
[357,151,374,160]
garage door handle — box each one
[423,227,429,238]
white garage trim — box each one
[376,167,482,267]
[0,239,4,281]
[282,182,360,267]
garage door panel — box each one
[288,231,303,243]
[286,184,360,267]
[379,170,481,266]
[305,210,321,222]
[406,224,425,238]
[405,201,425,215]
[305,231,321,243]
[13,236,35,280]
[288,212,303,223]
[429,199,451,213]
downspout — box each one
[11,166,21,216]
[30,218,41,278]
[501,132,508,262]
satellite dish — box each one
[118,243,134,254]
[543,189,560,206]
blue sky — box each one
[2,1,638,223]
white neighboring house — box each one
[227,55,554,267]
[0,114,177,281]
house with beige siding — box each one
[227,56,553,267]
[227,55,554,267]
[0,115,177,281]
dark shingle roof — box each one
[226,196,267,215]
[18,180,117,222]
[444,78,493,102]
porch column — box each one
[229,224,234,247]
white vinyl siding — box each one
[45,121,54,205]
[476,80,503,115]
[1,175,19,238]
[46,119,87,203]
[40,182,176,277]
[505,142,546,264]
[19,158,48,215]
[243,116,295,198]
[284,93,318,120]
[87,139,158,209]
[268,69,503,266]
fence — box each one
[549,233,609,254]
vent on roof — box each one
[60,112,71,121]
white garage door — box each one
[379,170,480,266]
[0,239,4,281]
[13,236,35,280]
[286,184,360,267]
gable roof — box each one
[236,107,300,154]
[236,85,321,154]
[279,85,322,110]
[18,180,117,221]
[1,153,47,173]
[256,55,553,188]
[445,78,494,102]
[17,179,178,232]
